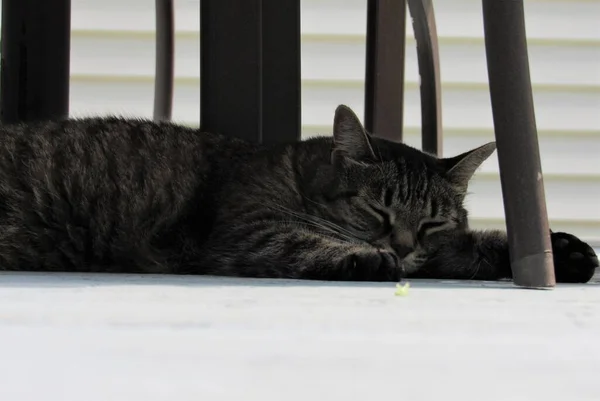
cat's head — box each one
[312,105,496,272]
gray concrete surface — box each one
[0,271,599,401]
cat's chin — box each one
[399,253,423,275]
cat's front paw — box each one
[339,249,403,281]
[551,231,598,283]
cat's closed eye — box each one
[369,204,394,233]
[417,220,448,240]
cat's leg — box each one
[407,230,511,281]
[411,230,598,283]
[197,222,404,281]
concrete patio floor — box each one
[0,270,599,401]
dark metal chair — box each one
[153,0,176,121]
[200,0,301,144]
[199,0,554,288]
[363,0,555,288]
[365,0,442,155]
[0,0,555,288]
[0,0,175,123]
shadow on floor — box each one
[0,271,597,290]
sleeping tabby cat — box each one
[0,105,596,282]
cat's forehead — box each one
[360,160,451,196]
[370,161,460,207]
[371,139,443,173]
[371,137,440,163]
[373,156,445,184]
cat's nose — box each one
[393,244,414,259]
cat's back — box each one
[0,117,253,272]
[0,117,211,168]
[0,116,257,188]
[0,117,215,210]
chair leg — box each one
[153,0,175,121]
[260,0,301,145]
[200,0,300,144]
[0,0,71,123]
[364,0,407,142]
[482,0,555,288]
[407,0,442,156]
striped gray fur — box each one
[0,105,596,283]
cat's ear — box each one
[442,142,496,193]
[331,105,376,164]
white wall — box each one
[68,0,600,242]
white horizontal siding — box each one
[302,37,600,86]
[69,77,200,123]
[301,82,600,131]
[71,0,200,32]
[70,34,200,79]
[301,0,600,40]
[467,175,600,221]
[62,0,600,243]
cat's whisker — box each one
[270,204,348,235]
[269,204,364,244]
[302,195,328,209]
[311,211,366,236]
[470,258,484,280]
[474,257,493,280]
[294,225,359,245]
[305,214,366,242]
[301,195,371,238]
[298,219,359,244]
[269,205,344,237]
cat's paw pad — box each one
[551,231,598,283]
[340,249,402,281]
